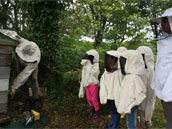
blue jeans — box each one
[126,106,138,129]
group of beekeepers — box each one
[79,8,172,129]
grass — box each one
[0,86,167,129]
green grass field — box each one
[5,91,166,129]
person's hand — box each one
[78,94,84,98]
[100,97,107,104]
[10,88,16,98]
[145,120,151,128]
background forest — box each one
[0,0,172,128]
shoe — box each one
[88,106,95,119]
[32,99,42,112]
[104,122,113,128]
[109,113,120,129]
[104,112,113,128]
[92,111,99,123]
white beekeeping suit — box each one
[99,51,122,105]
[150,8,172,128]
[78,49,99,98]
[117,50,146,114]
[137,46,156,127]
[0,29,41,113]
[151,8,172,102]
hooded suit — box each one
[137,46,156,127]
[117,50,146,114]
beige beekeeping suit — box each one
[137,46,156,127]
[99,51,122,105]
[117,50,146,114]
[78,49,99,98]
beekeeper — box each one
[117,50,146,129]
[78,49,100,122]
[137,46,156,128]
[0,29,41,112]
[151,8,172,128]
[99,50,122,128]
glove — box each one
[120,114,126,119]
[78,94,84,98]
[81,59,90,66]
[10,88,16,98]
[145,120,151,128]
[78,90,85,98]
[100,97,107,104]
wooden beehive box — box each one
[0,32,17,113]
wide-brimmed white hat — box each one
[16,41,41,63]
[152,8,172,23]
[0,29,41,63]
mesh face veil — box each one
[119,56,127,75]
[105,53,118,72]
[151,8,172,40]
[141,54,148,69]
[85,54,94,64]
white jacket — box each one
[137,46,156,122]
[99,51,122,105]
[117,50,146,114]
[151,36,172,102]
[78,50,99,98]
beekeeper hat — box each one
[16,41,41,63]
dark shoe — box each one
[88,106,95,119]
[104,112,113,128]
[92,111,99,123]
[109,113,120,129]
[104,122,113,128]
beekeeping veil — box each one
[119,55,127,75]
[151,8,172,40]
[84,54,94,64]
[105,51,120,72]
[117,50,146,114]
[0,29,41,63]
[123,50,145,75]
[137,46,154,71]
[86,49,99,63]
[117,47,127,53]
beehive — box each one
[0,32,17,113]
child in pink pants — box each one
[78,50,100,122]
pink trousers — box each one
[86,84,100,111]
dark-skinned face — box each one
[84,54,94,64]
[105,54,118,72]
[161,17,172,34]
[119,56,126,75]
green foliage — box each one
[19,0,68,90]
[1,1,171,128]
